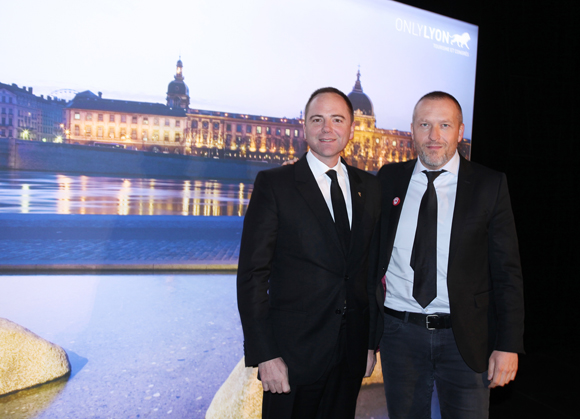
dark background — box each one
[396,0,577,417]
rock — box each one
[0,318,71,395]
[206,358,263,419]
[206,356,384,418]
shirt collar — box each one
[413,150,460,177]
[306,151,346,179]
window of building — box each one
[392,140,397,147]
[285,128,290,137]
[131,116,138,124]
[175,133,181,142]
[152,130,159,141]
[86,113,92,121]
[192,120,198,129]
[164,131,169,142]
[266,127,271,135]
[97,126,103,138]
[74,112,80,120]
[202,121,209,129]
[256,126,262,134]
[213,122,219,130]
[142,130,148,141]
[246,125,252,134]
[85,126,92,136]
[108,127,115,138]
[276,128,281,136]
[74,125,80,136]
[154,118,159,126]
[226,124,231,132]
[165,119,170,126]
[131,129,137,140]
[120,128,126,139]
[143,118,149,125]
[98,114,104,122]
[121,115,127,123]
[109,114,115,122]
[294,129,299,137]
[1,108,5,114]
[236,124,242,133]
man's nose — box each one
[322,119,332,132]
[429,126,441,140]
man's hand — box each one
[364,349,377,377]
[487,350,518,388]
[258,357,291,393]
[282,158,299,166]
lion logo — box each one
[450,32,471,49]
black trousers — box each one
[261,318,364,419]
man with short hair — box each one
[373,91,524,418]
[237,87,382,419]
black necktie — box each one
[411,170,444,308]
[326,169,350,253]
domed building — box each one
[348,70,374,119]
[166,59,190,109]
[343,70,415,172]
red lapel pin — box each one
[393,197,401,206]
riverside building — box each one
[0,82,67,142]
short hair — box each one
[304,87,354,123]
[413,91,463,124]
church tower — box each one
[166,58,190,109]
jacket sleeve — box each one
[236,171,281,367]
[488,174,525,354]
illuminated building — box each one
[0,82,66,142]
[343,71,471,171]
[63,62,468,164]
[62,60,306,159]
[64,91,188,153]
[342,71,415,171]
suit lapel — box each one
[294,156,344,255]
[346,161,365,258]
[383,160,415,259]
[448,156,475,268]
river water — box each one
[0,170,253,216]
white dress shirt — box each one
[385,151,460,314]
[306,151,352,227]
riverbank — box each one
[0,214,242,272]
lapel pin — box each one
[393,197,401,206]
[358,192,362,197]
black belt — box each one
[384,306,452,330]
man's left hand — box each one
[487,350,518,388]
[364,349,376,377]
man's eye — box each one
[333,118,343,123]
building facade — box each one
[64,62,469,165]
[64,60,306,159]
[64,90,189,153]
[0,82,67,142]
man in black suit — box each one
[374,92,524,418]
[237,87,382,419]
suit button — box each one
[335,309,342,314]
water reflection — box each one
[0,170,253,216]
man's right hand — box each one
[258,357,291,393]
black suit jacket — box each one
[237,155,381,386]
[373,156,524,373]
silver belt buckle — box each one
[426,314,438,330]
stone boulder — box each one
[206,356,384,418]
[0,318,70,395]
